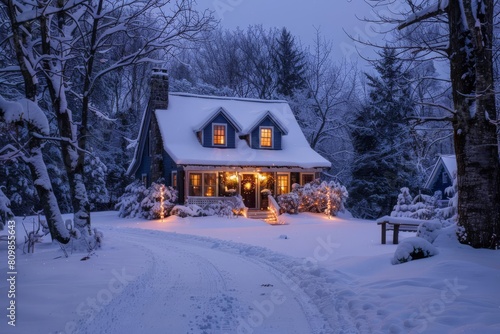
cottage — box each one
[424,154,456,195]
[127,69,331,210]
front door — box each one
[240,174,257,208]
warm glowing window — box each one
[204,173,217,197]
[189,173,202,196]
[171,171,177,189]
[277,174,289,195]
[260,127,272,147]
[213,124,226,146]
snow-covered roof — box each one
[424,154,457,189]
[154,93,331,168]
[440,154,457,176]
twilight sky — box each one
[195,0,381,62]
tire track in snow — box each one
[77,228,323,334]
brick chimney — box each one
[150,68,169,109]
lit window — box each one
[204,173,217,197]
[213,124,226,146]
[189,173,202,196]
[277,174,289,195]
[171,172,177,189]
[260,127,272,147]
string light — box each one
[160,185,165,221]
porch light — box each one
[258,173,267,181]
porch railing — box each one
[186,196,247,217]
[267,194,281,220]
[187,196,235,207]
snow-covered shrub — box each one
[391,188,436,220]
[230,195,246,216]
[278,192,300,214]
[116,180,178,219]
[171,204,203,218]
[391,237,439,265]
[84,153,110,210]
[283,179,348,216]
[416,221,443,243]
[436,171,458,223]
[391,187,413,217]
[0,187,14,230]
[115,180,147,218]
[140,182,178,220]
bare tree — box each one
[0,0,215,247]
[291,30,357,181]
[366,0,499,248]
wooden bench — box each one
[376,216,423,244]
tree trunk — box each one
[0,98,70,244]
[448,0,500,249]
[39,6,93,238]
[26,143,71,244]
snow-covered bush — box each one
[171,204,203,218]
[140,182,177,220]
[435,171,458,223]
[280,179,348,216]
[115,180,147,218]
[392,237,439,265]
[390,187,413,217]
[0,187,13,230]
[416,221,443,243]
[278,192,300,214]
[391,188,436,220]
[204,195,245,218]
[84,153,110,210]
[116,180,178,219]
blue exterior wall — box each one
[162,150,183,202]
[427,164,452,195]
[202,114,236,148]
[135,126,152,185]
[250,116,282,149]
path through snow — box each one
[77,228,339,334]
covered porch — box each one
[181,167,321,210]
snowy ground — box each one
[0,211,499,334]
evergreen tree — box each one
[348,48,417,219]
[273,27,306,97]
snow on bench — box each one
[376,216,437,245]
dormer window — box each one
[260,127,273,148]
[213,124,226,146]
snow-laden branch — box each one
[0,96,49,135]
[398,0,449,30]
[14,0,87,24]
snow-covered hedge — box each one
[278,179,348,216]
[391,237,439,265]
[115,180,177,219]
